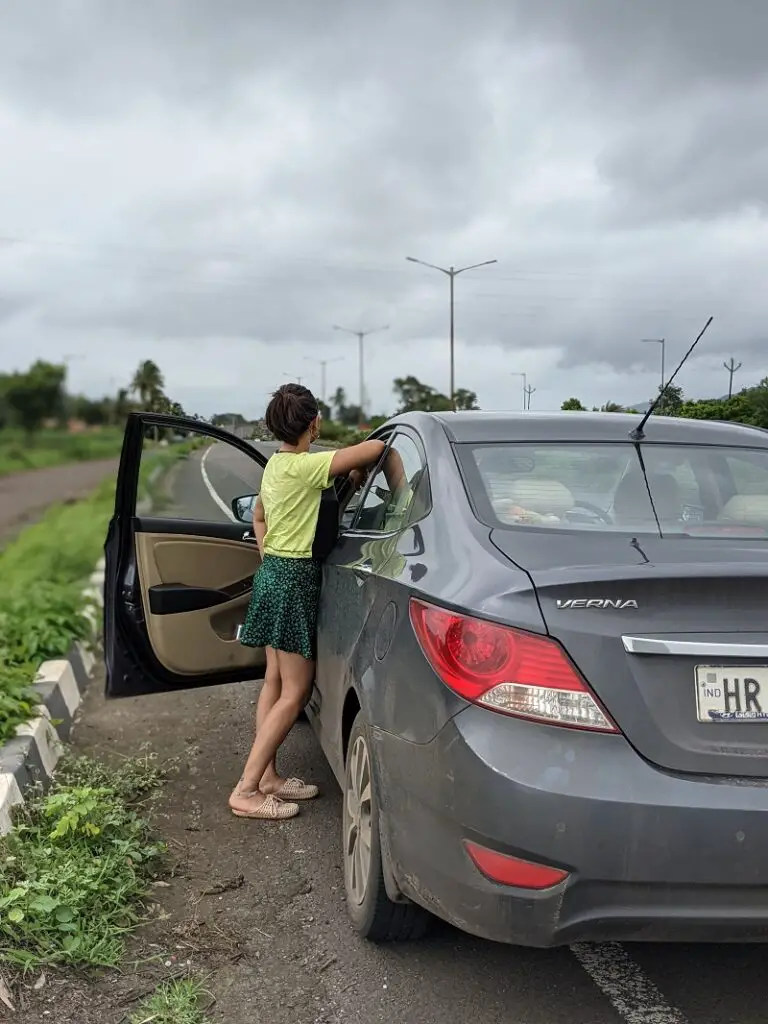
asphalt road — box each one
[152,440,321,523]
[114,437,768,1023]
[0,456,119,545]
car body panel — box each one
[488,529,768,777]
[372,706,768,945]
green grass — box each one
[0,753,168,970]
[129,978,213,1024]
[0,441,193,744]
[0,479,115,744]
[0,426,124,477]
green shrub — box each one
[0,754,166,969]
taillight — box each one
[464,841,569,890]
[409,598,616,732]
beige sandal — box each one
[230,793,300,820]
[273,777,319,801]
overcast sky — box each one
[1,0,767,418]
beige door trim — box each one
[135,531,266,677]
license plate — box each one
[695,666,768,723]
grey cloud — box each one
[3,0,768,415]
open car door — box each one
[104,413,269,698]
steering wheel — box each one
[566,500,613,525]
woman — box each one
[231,383,386,821]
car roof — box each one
[390,410,768,446]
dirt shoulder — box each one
[0,458,118,546]
[10,670,611,1024]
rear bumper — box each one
[372,707,768,946]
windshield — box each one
[461,442,768,538]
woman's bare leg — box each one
[229,651,315,813]
[235,648,281,793]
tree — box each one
[130,360,165,410]
[453,388,480,411]
[70,394,110,426]
[561,397,586,411]
[597,400,625,413]
[4,360,67,435]
[393,375,452,413]
[331,387,348,420]
[653,383,684,416]
[212,412,246,426]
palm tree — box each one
[131,360,165,410]
[331,386,347,420]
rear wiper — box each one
[632,442,663,537]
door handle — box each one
[241,531,256,542]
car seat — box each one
[719,494,768,526]
[501,478,575,519]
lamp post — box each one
[406,256,497,410]
[332,324,389,423]
[641,338,665,411]
[304,355,343,404]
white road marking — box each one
[571,942,689,1024]
[200,444,237,522]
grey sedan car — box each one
[105,410,768,946]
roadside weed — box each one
[129,978,213,1024]
[0,755,167,969]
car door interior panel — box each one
[133,527,265,676]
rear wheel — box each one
[343,712,429,942]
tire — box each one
[342,712,430,942]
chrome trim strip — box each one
[622,635,768,658]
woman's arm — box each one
[252,496,267,558]
[329,439,386,478]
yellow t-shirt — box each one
[261,450,336,559]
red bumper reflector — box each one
[465,841,569,890]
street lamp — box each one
[332,324,389,423]
[641,338,665,412]
[510,372,527,411]
[283,373,305,385]
[406,256,497,410]
[304,355,343,404]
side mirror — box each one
[232,493,258,524]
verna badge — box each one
[556,598,638,610]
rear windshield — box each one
[460,442,768,538]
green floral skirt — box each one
[239,554,322,661]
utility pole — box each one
[304,355,343,404]
[332,324,389,423]
[510,372,527,411]
[406,256,497,410]
[524,384,536,411]
[641,338,665,412]
[723,357,742,399]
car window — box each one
[353,433,428,533]
[461,442,768,538]
[136,423,263,523]
[723,453,768,495]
